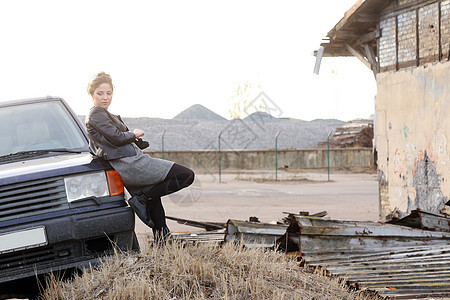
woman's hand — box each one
[133,128,145,138]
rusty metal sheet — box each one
[166,215,225,231]
[388,209,450,232]
[172,231,225,244]
[278,216,450,298]
[281,216,450,252]
[303,244,450,264]
[224,219,288,248]
[295,216,386,228]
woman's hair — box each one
[87,72,114,96]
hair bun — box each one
[87,72,114,96]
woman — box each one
[85,72,194,242]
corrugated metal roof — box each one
[303,245,450,298]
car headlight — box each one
[64,171,109,202]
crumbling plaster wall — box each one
[376,62,449,220]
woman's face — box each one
[92,83,113,109]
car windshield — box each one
[0,100,88,157]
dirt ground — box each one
[134,169,380,240]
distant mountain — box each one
[173,104,227,121]
[243,111,281,123]
[78,112,347,150]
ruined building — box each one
[317,0,449,220]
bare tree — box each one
[227,80,261,119]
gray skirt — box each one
[109,144,174,195]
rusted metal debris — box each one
[166,215,225,231]
[224,219,288,248]
[278,215,450,254]
[169,210,450,298]
[387,209,450,232]
[301,245,450,299]
[171,231,225,244]
[277,213,450,298]
[281,211,328,224]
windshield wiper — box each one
[0,150,51,162]
[0,148,82,162]
[41,148,82,154]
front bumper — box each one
[0,204,135,284]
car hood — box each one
[0,153,110,185]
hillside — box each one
[120,117,345,151]
[78,104,349,151]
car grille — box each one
[0,246,58,272]
[0,177,69,222]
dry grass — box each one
[40,239,381,300]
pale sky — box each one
[0,0,376,121]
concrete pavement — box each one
[134,169,379,238]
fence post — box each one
[218,131,222,183]
[162,129,166,159]
[275,130,281,181]
[327,130,332,181]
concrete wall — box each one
[144,148,374,171]
[375,0,450,220]
[376,61,450,220]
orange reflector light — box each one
[106,170,124,196]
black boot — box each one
[128,193,155,228]
[152,226,171,244]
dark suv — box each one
[0,97,137,297]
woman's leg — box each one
[141,163,194,199]
[148,197,170,242]
[133,163,194,239]
[149,164,194,241]
[148,197,166,228]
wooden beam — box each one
[344,42,372,69]
[439,1,442,61]
[396,14,399,71]
[376,23,381,73]
[357,29,381,44]
[364,43,378,77]
[321,45,353,57]
[343,0,364,22]
[364,43,377,67]
[415,9,419,67]
[333,30,359,40]
[353,13,379,23]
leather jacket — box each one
[85,106,137,160]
